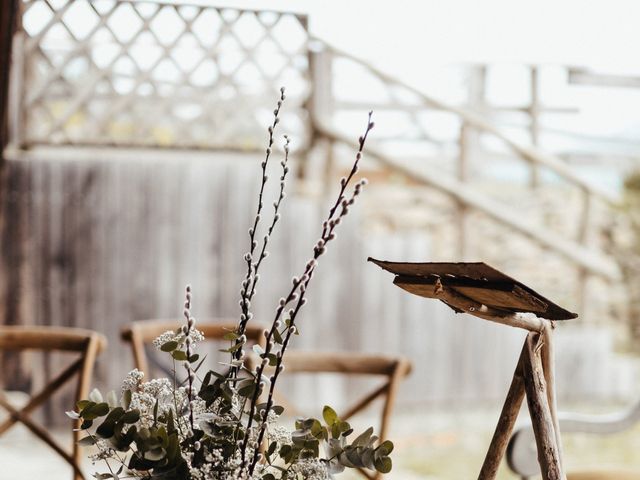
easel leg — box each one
[541,322,565,478]
[478,344,527,480]
[523,332,564,480]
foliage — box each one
[69,89,391,479]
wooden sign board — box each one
[368,258,577,321]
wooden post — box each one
[457,65,485,259]
[457,122,471,258]
[0,0,19,160]
[523,332,563,480]
[323,138,336,198]
[576,188,591,320]
[529,66,541,188]
[308,45,334,186]
[478,344,526,479]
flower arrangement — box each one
[68,89,393,480]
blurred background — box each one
[1,0,640,478]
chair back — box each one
[120,319,266,376]
[0,325,107,480]
[278,350,412,480]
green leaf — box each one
[265,353,278,366]
[96,407,124,438]
[267,441,277,457]
[120,409,140,424]
[222,343,243,353]
[160,341,179,352]
[223,332,239,341]
[80,402,109,420]
[352,427,373,447]
[322,405,338,426]
[374,456,392,473]
[238,381,256,398]
[171,350,188,361]
[376,440,394,456]
[122,390,132,410]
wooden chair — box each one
[0,326,107,480]
[507,400,640,479]
[278,350,413,480]
[120,319,267,376]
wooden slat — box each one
[0,326,106,352]
[376,260,576,320]
[391,278,548,313]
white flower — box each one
[121,368,144,392]
[286,458,330,480]
[152,327,204,350]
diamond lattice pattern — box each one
[17,0,311,149]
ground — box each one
[2,406,640,479]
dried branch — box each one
[242,113,375,473]
[233,88,288,372]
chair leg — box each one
[0,398,85,478]
[73,335,101,480]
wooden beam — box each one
[313,40,618,205]
[569,69,640,89]
[319,121,621,281]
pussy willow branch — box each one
[246,135,290,304]
[247,183,366,475]
[324,111,373,237]
[233,88,287,374]
[241,114,374,472]
[182,285,196,433]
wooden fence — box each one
[0,150,634,423]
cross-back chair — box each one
[277,350,413,480]
[0,326,107,480]
[120,319,267,377]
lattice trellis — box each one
[13,0,311,149]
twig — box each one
[242,113,375,473]
[233,88,288,373]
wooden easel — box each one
[369,259,577,480]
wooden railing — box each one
[306,40,625,320]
